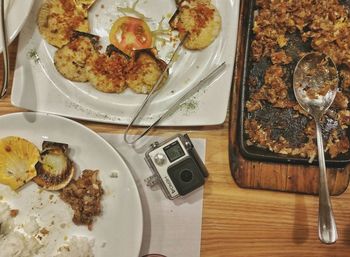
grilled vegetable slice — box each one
[169,0,221,50]
[37,0,89,48]
[0,137,40,190]
[33,141,74,191]
[86,48,129,93]
[109,16,153,56]
[54,32,100,82]
[126,49,168,94]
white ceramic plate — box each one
[11,0,239,126]
[0,0,34,52]
[0,112,143,257]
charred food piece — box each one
[37,0,90,48]
[126,49,168,94]
[86,46,129,93]
[169,0,221,50]
[73,0,96,10]
[33,141,74,191]
[54,32,100,82]
[59,170,104,230]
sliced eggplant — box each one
[37,0,90,48]
[54,32,100,82]
[33,141,74,191]
[126,49,168,94]
[169,0,222,50]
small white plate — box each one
[0,112,143,257]
[11,0,239,126]
[0,0,34,52]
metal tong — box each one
[0,0,9,99]
[123,34,226,145]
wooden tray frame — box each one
[228,0,350,196]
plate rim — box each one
[0,0,35,52]
[11,0,239,126]
[0,111,144,257]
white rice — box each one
[0,202,42,257]
[54,236,95,257]
[0,201,94,257]
[0,201,13,235]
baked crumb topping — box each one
[245,0,350,160]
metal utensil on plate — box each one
[0,0,9,99]
[293,52,339,244]
[123,32,226,145]
[123,33,188,145]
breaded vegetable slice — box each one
[37,0,89,48]
[170,0,221,50]
[126,49,168,94]
[54,32,100,82]
[86,45,129,93]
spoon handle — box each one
[0,0,9,98]
[316,120,338,244]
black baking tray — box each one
[237,0,350,167]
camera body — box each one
[145,134,208,199]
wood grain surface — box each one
[2,35,350,257]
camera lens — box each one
[180,170,193,182]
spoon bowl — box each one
[293,52,339,244]
[293,52,338,119]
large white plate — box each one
[0,0,34,52]
[0,112,143,257]
[11,0,239,126]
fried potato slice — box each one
[170,0,222,50]
[126,49,168,94]
[37,0,89,48]
[0,137,40,190]
[54,32,99,82]
[86,48,129,93]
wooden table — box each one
[2,38,350,257]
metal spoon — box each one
[0,0,9,99]
[293,52,338,244]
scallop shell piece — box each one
[33,141,75,191]
[54,32,100,82]
[126,49,168,94]
[37,0,90,48]
[0,136,40,190]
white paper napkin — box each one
[100,134,205,257]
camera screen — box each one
[163,141,185,163]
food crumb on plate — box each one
[109,171,119,178]
[54,236,95,257]
[0,202,43,257]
